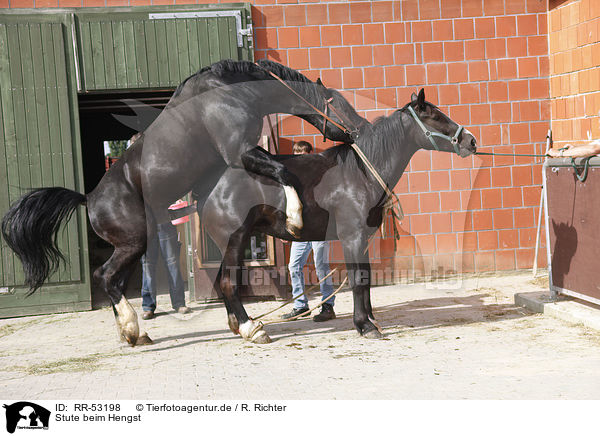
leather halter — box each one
[256,63,360,142]
[407,105,463,155]
[323,96,363,142]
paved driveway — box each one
[1,272,599,399]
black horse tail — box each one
[1,187,87,294]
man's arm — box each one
[546,140,600,158]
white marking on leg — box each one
[115,296,139,345]
[239,320,269,342]
[283,185,303,232]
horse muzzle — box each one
[458,136,477,157]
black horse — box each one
[1,59,366,346]
[203,89,477,343]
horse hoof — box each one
[286,222,301,238]
[122,332,139,346]
[363,328,384,339]
[136,333,154,345]
[251,331,272,344]
[115,297,139,345]
[239,320,271,343]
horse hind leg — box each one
[204,205,271,343]
[221,231,271,344]
[220,263,271,344]
[211,263,240,335]
[94,247,152,346]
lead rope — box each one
[258,276,349,326]
[475,151,548,158]
[252,267,340,321]
[476,149,592,182]
[571,156,592,182]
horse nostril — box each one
[471,138,477,149]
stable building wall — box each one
[0,0,557,280]
[548,0,600,148]
[249,0,551,279]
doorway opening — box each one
[78,89,182,308]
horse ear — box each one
[417,88,426,107]
[316,78,333,99]
[411,92,418,103]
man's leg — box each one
[283,241,312,318]
[156,222,187,311]
[141,233,159,313]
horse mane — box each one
[172,59,320,102]
[335,109,406,177]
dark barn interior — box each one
[78,89,175,308]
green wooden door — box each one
[0,4,253,317]
[0,13,91,317]
[73,4,253,300]
[75,4,253,91]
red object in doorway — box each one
[104,156,119,171]
[169,201,190,225]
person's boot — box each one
[142,310,155,320]
[313,303,335,322]
[281,306,310,320]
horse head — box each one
[407,88,477,158]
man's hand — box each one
[546,142,600,158]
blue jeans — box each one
[288,241,334,309]
[141,223,186,312]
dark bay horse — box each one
[203,89,477,342]
[1,59,366,345]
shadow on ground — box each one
[144,291,533,350]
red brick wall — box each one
[251,0,551,278]
[549,0,600,149]
[257,0,551,279]
[1,0,554,279]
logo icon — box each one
[3,402,50,433]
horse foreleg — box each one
[342,238,383,339]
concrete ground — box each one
[1,271,600,400]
